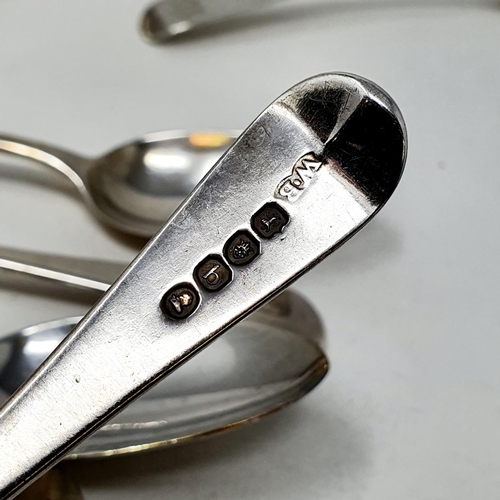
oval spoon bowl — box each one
[0,291,327,459]
[0,131,239,237]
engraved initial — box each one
[275,153,323,202]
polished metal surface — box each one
[141,0,280,43]
[0,131,237,237]
[0,73,407,499]
[0,292,326,459]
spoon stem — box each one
[0,246,123,293]
[0,135,88,191]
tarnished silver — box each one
[0,131,237,237]
[0,73,407,499]
[0,249,327,458]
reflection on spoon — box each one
[0,131,238,237]
[0,245,327,458]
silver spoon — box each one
[0,73,406,497]
[0,131,237,238]
[0,248,326,459]
[140,0,492,43]
[141,0,282,42]
[16,467,83,500]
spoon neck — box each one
[0,135,89,192]
[0,245,121,294]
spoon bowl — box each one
[0,291,327,459]
[0,247,327,458]
[0,131,238,237]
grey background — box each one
[0,1,499,498]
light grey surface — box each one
[0,1,499,499]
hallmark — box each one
[161,283,200,320]
[275,153,323,202]
[251,202,289,239]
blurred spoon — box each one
[0,131,237,238]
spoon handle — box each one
[0,73,406,499]
[0,247,315,340]
[141,0,284,42]
[0,135,88,190]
